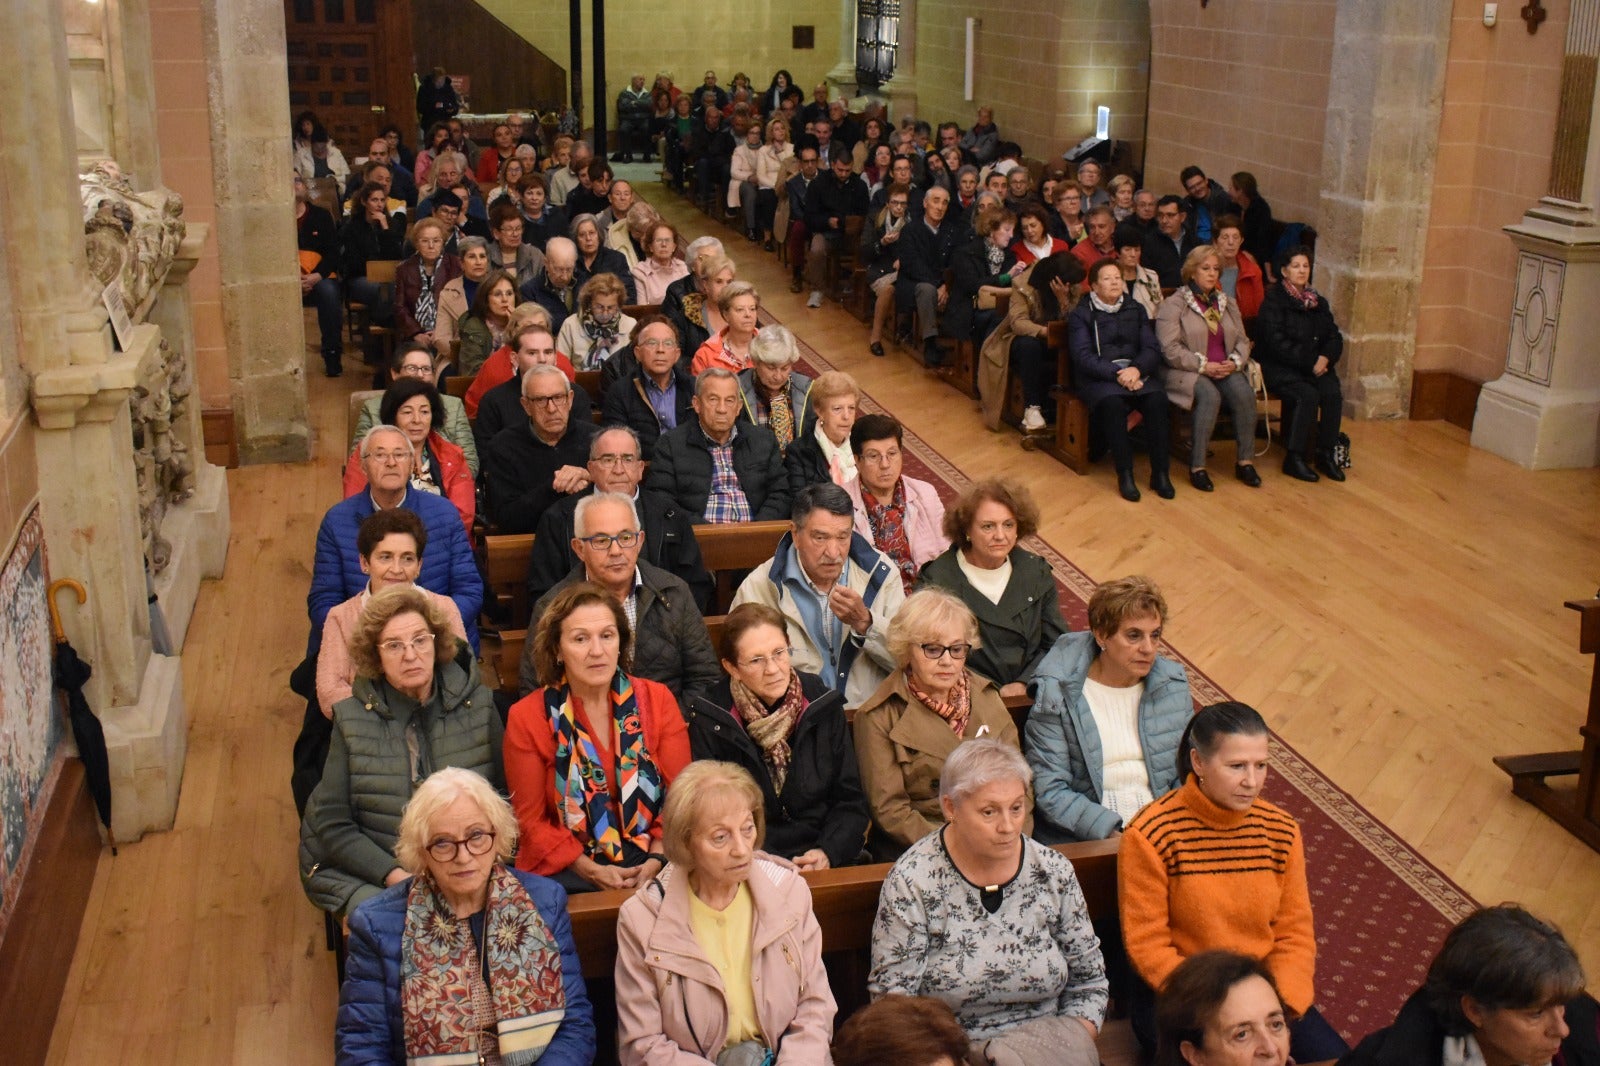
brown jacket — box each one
[1153,290,1251,410]
[852,668,1026,851]
[977,264,1077,430]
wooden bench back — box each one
[346,390,382,449]
[483,533,536,629]
[443,375,471,399]
[693,521,789,573]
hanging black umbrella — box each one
[49,578,116,854]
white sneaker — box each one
[806,290,824,308]
[1021,405,1046,432]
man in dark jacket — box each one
[646,368,790,523]
[894,185,960,366]
[1142,195,1197,289]
[528,426,712,609]
[518,236,578,333]
[691,107,735,209]
[601,317,695,458]
[1179,165,1234,244]
[415,67,460,131]
[615,74,653,162]
[784,145,822,294]
[474,322,593,459]
[295,173,344,376]
[802,153,869,308]
[482,364,600,534]
[521,492,720,704]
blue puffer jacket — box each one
[308,488,483,655]
[1025,630,1192,840]
[338,868,596,1066]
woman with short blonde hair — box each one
[690,279,762,375]
[784,369,860,492]
[736,324,814,457]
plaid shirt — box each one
[702,425,753,524]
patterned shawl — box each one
[414,261,439,331]
[907,666,972,737]
[730,671,806,793]
[400,863,567,1066]
[863,478,916,593]
[545,670,662,863]
[1282,278,1321,310]
[1182,283,1227,335]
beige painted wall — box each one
[916,0,1150,168]
[150,0,228,409]
[1414,0,1565,383]
[1145,0,1335,224]
[474,0,842,128]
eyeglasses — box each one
[918,642,972,661]
[379,633,433,657]
[426,829,497,862]
[577,530,641,550]
[860,448,901,465]
[636,339,680,351]
[398,363,433,377]
[740,646,794,670]
[368,450,411,465]
[525,393,571,408]
[590,453,640,467]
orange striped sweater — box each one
[1118,777,1317,1013]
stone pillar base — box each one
[1471,376,1600,469]
[103,651,186,843]
[151,461,230,647]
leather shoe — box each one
[1117,469,1141,502]
[1189,469,1214,492]
[1235,463,1262,487]
[1150,470,1176,499]
[763,238,775,252]
[1314,451,1347,481]
[869,341,886,357]
[1283,453,1320,482]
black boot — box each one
[1283,453,1319,482]
[1117,469,1141,502]
[923,338,943,367]
[1150,469,1176,499]
[1314,450,1346,481]
[323,353,343,378]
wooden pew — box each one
[1028,319,1091,473]
[482,532,536,630]
[693,520,790,612]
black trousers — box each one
[1093,389,1171,475]
[1275,370,1343,454]
[1011,334,1054,410]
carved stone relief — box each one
[1506,251,1564,385]
[79,160,186,315]
[130,338,195,573]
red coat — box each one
[503,676,691,876]
[1233,251,1265,322]
[1010,236,1071,268]
[463,345,578,418]
[342,431,476,541]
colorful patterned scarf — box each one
[729,671,806,793]
[1183,283,1226,335]
[545,670,661,863]
[765,385,796,456]
[907,665,972,737]
[1282,278,1321,310]
[400,863,568,1066]
[863,478,916,593]
[683,292,706,329]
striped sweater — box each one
[1118,777,1317,1013]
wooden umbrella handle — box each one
[47,578,86,643]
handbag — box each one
[1247,360,1274,459]
[1333,430,1352,468]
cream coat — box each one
[614,853,836,1064]
[1153,289,1251,410]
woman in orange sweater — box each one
[1119,701,1350,1063]
[503,582,691,895]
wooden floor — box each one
[45,186,1600,1063]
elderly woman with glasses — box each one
[342,377,476,539]
[503,581,691,894]
[736,324,814,458]
[555,271,637,371]
[614,760,838,1064]
[870,739,1108,1066]
[337,767,596,1065]
[687,602,871,871]
[853,588,1025,859]
[300,586,504,920]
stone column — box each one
[1472,0,1600,469]
[1314,0,1453,420]
[877,0,918,120]
[826,0,860,97]
[200,0,310,463]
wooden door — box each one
[285,0,414,150]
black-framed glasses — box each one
[525,393,571,408]
[918,642,971,661]
[577,530,641,550]
[426,829,497,862]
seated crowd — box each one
[294,82,1470,1066]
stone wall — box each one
[1145,0,1336,224]
[1415,0,1568,385]
[915,0,1150,165]
[473,0,842,127]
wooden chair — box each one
[694,520,790,612]
[482,533,536,630]
[443,375,471,400]
[1029,320,1091,472]
[493,628,528,699]
[830,215,865,304]
[574,369,603,400]
[350,259,400,367]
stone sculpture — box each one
[79,160,187,314]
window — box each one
[855,0,900,90]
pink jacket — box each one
[314,586,467,713]
[615,853,836,1065]
[843,475,950,581]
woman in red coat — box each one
[342,378,476,540]
[1214,215,1265,323]
[504,582,691,894]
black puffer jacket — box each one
[687,673,870,867]
[1253,281,1343,385]
[645,419,790,523]
[601,366,696,459]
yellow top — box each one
[687,881,762,1049]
